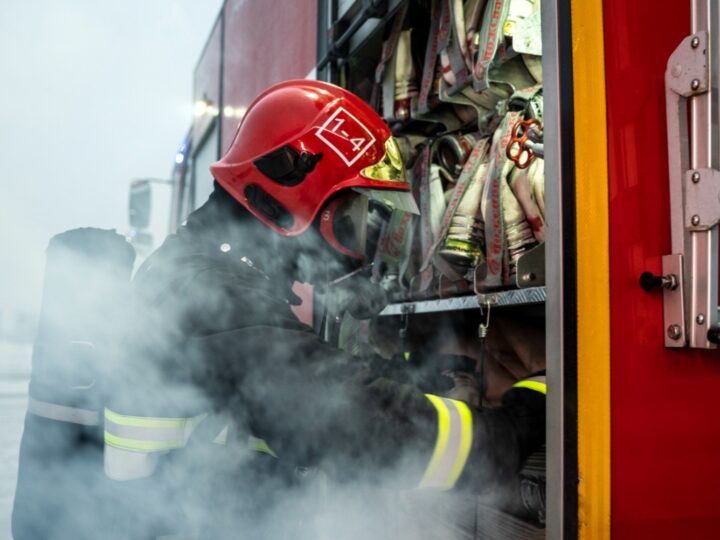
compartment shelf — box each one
[378,286,546,316]
[319,0,409,71]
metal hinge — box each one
[663,28,719,349]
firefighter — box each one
[104,80,545,538]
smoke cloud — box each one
[1,4,546,537]
[9,200,545,539]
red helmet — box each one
[210,80,417,258]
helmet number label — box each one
[315,107,376,167]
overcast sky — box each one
[0,0,224,313]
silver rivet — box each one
[696,313,706,325]
[522,272,535,282]
[220,243,231,253]
[691,36,700,48]
[691,215,701,226]
[691,79,701,90]
[691,171,701,183]
[667,324,682,340]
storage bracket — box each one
[664,30,719,348]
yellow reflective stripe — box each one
[420,394,451,488]
[104,409,207,455]
[248,435,278,458]
[419,394,472,490]
[512,380,547,395]
[104,408,205,429]
[447,399,473,487]
[213,426,229,445]
[104,431,185,452]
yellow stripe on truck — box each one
[572,0,612,535]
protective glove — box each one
[405,352,479,396]
[332,275,389,320]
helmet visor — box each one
[320,192,369,260]
[333,193,368,256]
[360,137,406,183]
[355,188,420,215]
[357,136,419,214]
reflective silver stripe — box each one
[27,397,99,426]
[104,409,206,481]
[418,394,473,490]
[104,409,206,452]
[106,422,196,442]
[104,444,160,481]
[213,425,229,445]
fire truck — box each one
[126,0,720,538]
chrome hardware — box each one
[667,324,683,341]
[640,271,679,291]
[664,24,718,349]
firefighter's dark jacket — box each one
[108,185,544,508]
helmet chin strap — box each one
[326,262,374,287]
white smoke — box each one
[0,1,223,537]
[0,3,546,537]
[9,197,547,540]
